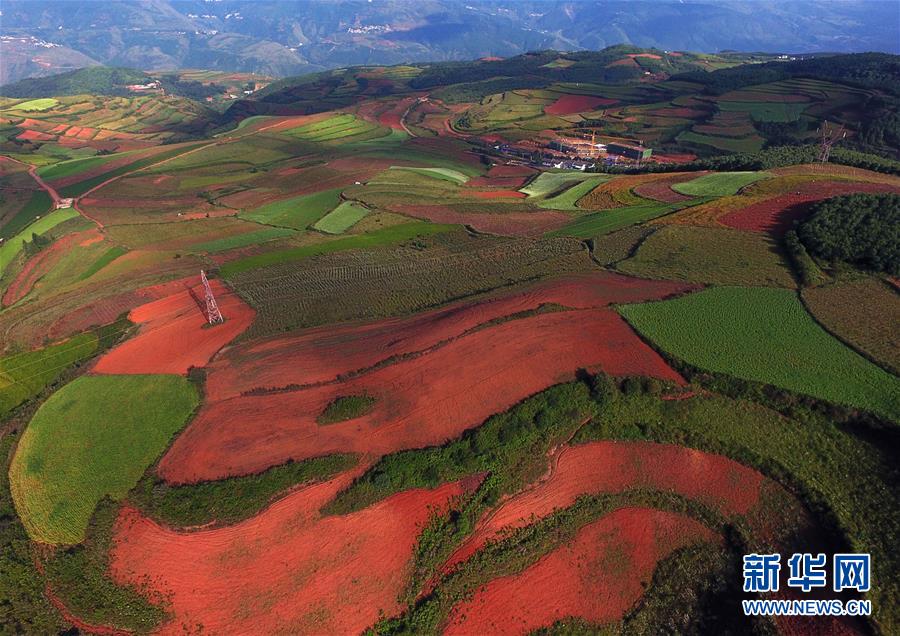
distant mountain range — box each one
[2,0,899,85]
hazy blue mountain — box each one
[2,0,898,84]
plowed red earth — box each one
[466,190,527,199]
[40,277,194,343]
[631,173,702,203]
[444,508,717,635]
[159,274,693,483]
[545,95,618,115]
[394,203,570,237]
[205,272,694,400]
[720,181,900,234]
[2,230,101,306]
[445,441,764,569]
[44,146,171,190]
[110,471,467,635]
[92,278,254,375]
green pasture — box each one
[240,188,342,229]
[0,208,79,275]
[672,171,771,197]
[221,222,457,277]
[620,286,900,421]
[312,200,369,234]
[10,374,199,544]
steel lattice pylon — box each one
[201,269,224,324]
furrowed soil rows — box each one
[229,237,596,336]
[92,278,255,375]
[720,181,900,234]
[110,472,468,635]
[206,272,697,401]
[394,204,570,237]
[158,304,689,483]
[444,508,717,635]
[445,441,766,569]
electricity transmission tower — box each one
[818,120,846,162]
[201,270,224,324]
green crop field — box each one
[7,98,59,112]
[77,246,128,281]
[717,101,808,122]
[9,374,199,544]
[549,199,705,238]
[677,131,766,153]
[0,333,99,419]
[312,200,370,234]
[239,189,341,230]
[618,225,795,287]
[537,176,610,210]
[221,221,457,277]
[620,286,900,420]
[0,208,80,275]
[802,277,900,375]
[521,171,602,198]
[672,171,770,197]
[191,227,295,253]
[0,190,53,241]
[390,166,469,184]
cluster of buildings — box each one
[479,135,653,171]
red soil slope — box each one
[444,508,717,635]
[110,472,467,635]
[632,173,702,203]
[92,278,254,375]
[445,441,764,569]
[545,95,618,116]
[205,272,695,401]
[720,181,900,234]
[159,308,687,483]
[160,275,694,484]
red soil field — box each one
[632,172,701,202]
[205,272,697,401]
[395,203,570,237]
[378,97,417,130]
[110,471,468,635]
[92,278,254,375]
[465,190,527,199]
[159,279,692,483]
[44,145,173,190]
[486,165,535,177]
[17,129,55,142]
[445,441,764,569]
[720,181,900,234]
[545,95,618,116]
[2,230,101,307]
[628,53,663,59]
[608,57,640,69]
[653,154,698,166]
[444,508,716,635]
